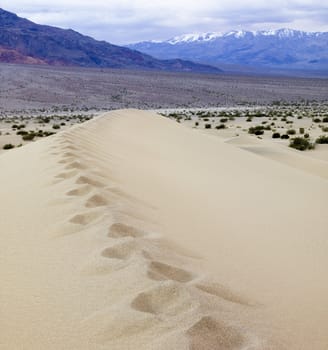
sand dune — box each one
[225,135,328,179]
[1,109,327,349]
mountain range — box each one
[127,29,328,73]
[0,8,220,73]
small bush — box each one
[281,134,290,139]
[323,117,328,123]
[3,143,14,150]
[289,137,314,151]
[272,132,281,138]
[304,133,310,138]
[195,121,199,126]
[215,124,226,129]
[16,130,28,135]
[205,124,212,129]
[287,129,296,135]
[313,118,321,123]
[52,124,60,130]
[316,135,328,144]
[220,118,228,123]
[43,131,55,137]
[299,127,304,134]
[22,133,35,141]
[248,125,265,135]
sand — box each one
[1,109,327,349]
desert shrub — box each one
[281,134,290,139]
[43,131,55,137]
[304,133,310,138]
[289,137,314,151]
[16,130,28,135]
[321,126,328,132]
[52,124,60,129]
[205,124,212,129]
[316,135,328,144]
[215,124,226,129]
[195,121,199,126]
[22,133,35,141]
[248,125,265,135]
[299,127,305,134]
[220,118,228,123]
[313,118,321,123]
[323,117,328,123]
[3,143,14,150]
[287,129,296,135]
[272,132,281,138]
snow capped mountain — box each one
[167,32,224,44]
[127,28,328,72]
[164,29,322,45]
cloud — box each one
[1,0,327,43]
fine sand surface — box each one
[1,109,327,349]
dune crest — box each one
[1,109,327,349]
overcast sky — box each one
[2,0,328,44]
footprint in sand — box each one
[58,157,75,164]
[54,170,78,180]
[64,161,88,170]
[69,211,102,225]
[66,185,93,197]
[85,194,109,208]
[147,260,194,283]
[62,151,77,158]
[131,282,195,316]
[61,145,78,151]
[75,175,105,188]
[101,240,138,260]
[108,223,145,239]
[186,316,244,350]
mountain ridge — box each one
[158,29,326,44]
[127,28,328,73]
[0,8,221,73]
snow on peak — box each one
[167,32,223,44]
[164,28,322,44]
[225,30,248,38]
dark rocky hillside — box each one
[0,8,220,73]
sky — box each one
[2,0,328,44]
